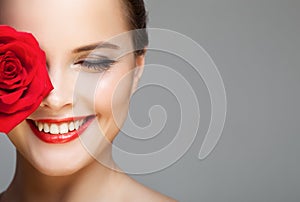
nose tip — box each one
[41,87,73,111]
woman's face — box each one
[1,0,144,175]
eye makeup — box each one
[72,53,118,73]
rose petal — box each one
[0,53,23,78]
[0,95,44,134]
[0,25,53,133]
[0,87,27,105]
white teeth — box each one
[38,122,43,131]
[69,122,75,131]
[50,124,59,134]
[75,121,80,130]
[44,123,50,133]
[33,119,87,135]
[59,123,69,134]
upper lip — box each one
[28,115,96,124]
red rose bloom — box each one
[0,25,53,134]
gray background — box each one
[1,0,300,201]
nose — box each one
[41,64,75,112]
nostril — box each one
[40,88,73,111]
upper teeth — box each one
[34,120,85,135]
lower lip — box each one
[27,116,95,144]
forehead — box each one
[0,0,128,51]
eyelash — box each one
[74,58,117,73]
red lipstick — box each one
[27,115,95,144]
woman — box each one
[0,0,176,201]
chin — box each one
[8,121,96,177]
[29,130,100,176]
[33,154,94,177]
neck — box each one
[3,145,122,202]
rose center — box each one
[5,64,16,73]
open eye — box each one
[74,58,117,73]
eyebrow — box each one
[72,41,120,54]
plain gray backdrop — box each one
[1,0,300,202]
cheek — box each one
[93,66,135,140]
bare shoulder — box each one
[128,182,177,202]
[119,174,177,202]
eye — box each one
[74,58,117,73]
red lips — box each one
[27,115,95,144]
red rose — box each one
[0,25,53,134]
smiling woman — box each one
[0,0,176,201]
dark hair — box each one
[121,0,149,56]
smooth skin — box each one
[0,0,176,201]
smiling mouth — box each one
[27,115,96,144]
